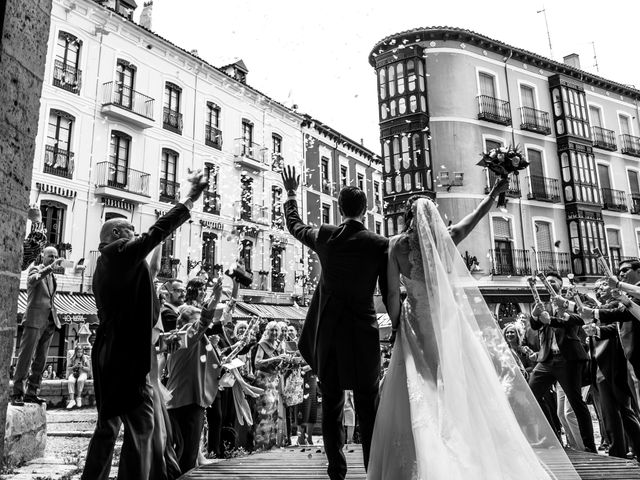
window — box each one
[241,240,253,273]
[636,231,640,256]
[241,120,254,156]
[322,203,331,224]
[553,85,589,139]
[357,173,365,191]
[159,235,175,278]
[589,106,603,127]
[109,131,131,187]
[520,85,536,109]
[620,114,632,136]
[373,180,381,207]
[53,31,82,94]
[321,157,331,194]
[271,246,285,292]
[201,232,217,272]
[203,163,220,214]
[115,0,136,19]
[115,60,135,109]
[479,72,496,97]
[492,216,515,275]
[272,186,283,229]
[205,102,222,149]
[240,174,253,221]
[340,165,348,186]
[163,82,182,133]
[534,221,553,253]
[160,149,179,202]
[44,110,75,178]
[607,229,622,271]
[271,134,283,171]
[375,221,382,235]
[40,201,66,246]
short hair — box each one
[618,259,640,271]
[545,271,563,283]
[164,279,183,290]
[177,305,201,327]
[338,186,367,218]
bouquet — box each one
[477,145,528,208]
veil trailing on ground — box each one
[368,198,580,480]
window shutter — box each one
[492,217,512,239]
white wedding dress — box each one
[367,199,580,480]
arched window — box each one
[40,201,66,246]
[53,31,82,94]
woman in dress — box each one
[253,320,288,450]
[368,195,581,480]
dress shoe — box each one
[10,395,24,406]
[24,394,47,404]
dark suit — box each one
[284,199,388,480]
[82,203,190,480]
[593,312,640,458]
[528,310,596,452]
[12,264,60,397]
[598,302,640,381]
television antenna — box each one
[591,42,600,72]
[537,7,553,59]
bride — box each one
[367,196,581,480]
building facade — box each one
[369,27,640,319]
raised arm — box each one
[448,177,509,245]
[282,165,318,250]
[27,260,63,286]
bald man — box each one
[81,171,208,480]
[11,246,63,405]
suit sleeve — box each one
[530,315,544,331]
[27,265,52,286]
[598,323,618,339]
[284,199,318,251]
[549,313,583,328]
[103,203,190,264]
[598,305,635,325]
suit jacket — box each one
[595,317,633,395]
[284,199,388,391]
[530,310,588,363]
[598,301,640,374]
[23,264,59,329]
[92,203,190,418]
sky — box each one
[147,0,640,154]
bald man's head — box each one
[100,219,136,244]
[41,246,59,266]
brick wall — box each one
[0,0,52,461]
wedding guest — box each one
[297,364,318,446]
[166,278,223,472]
[343,390,355,444]
[66,346,91,409]
[42,365,56,380]
[254,321,288,449]
[185,277,207,307]
[161,279,186,332]
[81,171,207,480]
[502,322,536,378]
[11,246,63,406]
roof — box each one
[368,26,640,99]
[18,291,98,323]
[236,302,308,321]
[220,59,248,73]
[302,114,381,161]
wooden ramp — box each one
[180,445,640,480]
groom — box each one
[282,166,388,480]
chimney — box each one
[139,1,153,30]
[563,53,581,69]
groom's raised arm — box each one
[282,165,318,251]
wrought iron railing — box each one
[534,251,571,276]
[591,126,617,151]
[52,59,81,94]
[271,153,284,172]
[486,170,520,197]
[159,178,179,203]
[43,145,74,178]
[527,175,561,202]
[205,123,222,149]
[489,248,532,276]
[601,188,628,212]
[621,134,640,157]
[95,161,150,196]
[519,107,551,135]
[477,95,511,125]
[163,107,183,133]
[233,200,270,226]
[234,139,267,164]
[203,191,221,215]
[102,81,154,120]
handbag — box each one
[283,368,304,406]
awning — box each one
[18,291,98,324]
[236,302,308,321]
[478,286,551,304]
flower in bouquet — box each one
[477,145,528,208]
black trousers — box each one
[598,376,640,458]
[12,320,56,397]
[169,404,205,473]
[529,355,596,452]
[81,384,154,480]
[205,388,235,456]
[319,354,378,480]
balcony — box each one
[204,123,223,150]
[233,200,270,226]
[158,256,179,279]
[52,60,81,94]
[629,194,640,215]
[601,188,628,212]
[163,107,183,134]
[535,251,571,276]
[477,95,511,126]
[94,161,150,202]
[203,191,221,215]
[621,134,640,157]
[43,145,74,179]
[485,170,520,197]
[101,82,155,129]
[527,175,561,202]
[234,139,269,171]
[271,152,284,172]
[272,211,284,230]
[159,178,179,203]
[489,248,532,276]
[271,272,286,293]
[591,126,617,151]
[519,107,551,135]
